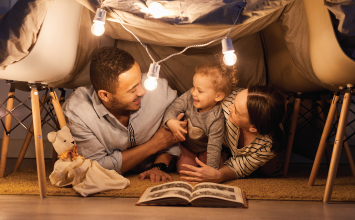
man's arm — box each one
[66,113,178,175]
[120,125,177,174]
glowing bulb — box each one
[149,2,164,18]
[221,38,237,66]
[141,2,169,18]
[144,77,158,91]
[91,22,105,36]
[91,8,106,36]
[223,51,237,66]
[144,63,161,91]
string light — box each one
[222,38,237,66]
[144,63,161,90]
[91,8,106,36]
[97,1,247,90]
[141,2,168,18]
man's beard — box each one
[111,96,140,112]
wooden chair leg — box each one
[0,83,16,178]
[308,93,339,186]
[323,87,352,203]
[51,88,66,164]
[283,94,301,177]
[49,90,67,128]
[14,93,47,172]
[30,85,47,198]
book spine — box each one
[243,191,248,208]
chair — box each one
[302,0,355,203]
[261,19,327,177]
[0,0,114,198]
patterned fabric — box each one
[58,145,85,161]
[222,88,276,178]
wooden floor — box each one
[1,159,355,220]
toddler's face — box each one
[191,73,222,113]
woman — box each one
[179,86,285,183]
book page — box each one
[137,181,194,204]
[190,183,244,205]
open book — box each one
[136,181,247,208]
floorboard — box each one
[1,159,355,220]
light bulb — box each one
[91,22,105,36]
[221,38,237,66]
[149,2,164,18]
[141,2,169,18]
[144,77,158,91]
[144,63,161,91]
[223,51,237,66]
[92,8,106,36]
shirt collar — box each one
[91,87,110,118]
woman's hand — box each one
[179,157,224,183]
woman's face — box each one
[228,89,253,130]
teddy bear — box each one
[47,125,79,161]
[48,126,130,197]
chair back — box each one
[0,0,82,83]
[262,22,326,93]
[303,0,355,88]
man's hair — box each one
[247,86,285,153]
[195,61,237,99]
[90,47,135,94]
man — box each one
[62,47,184,182]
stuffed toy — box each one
[48,126,130,197]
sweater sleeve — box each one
[163,90,190,129]
[206,114,225,169]
[224,141,276,178]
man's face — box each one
[110,62,146,112]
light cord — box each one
[105,6,156,63]
[225,0,246,38]
[102,0,247,65]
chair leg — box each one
[283,95,301,177]
[323,87,352,203]
[49,90,67,128]
[30,86,47,198]
[51,89,66,164]
[308,93,339,186]
[14,94,47,172]
[0,84,16,178]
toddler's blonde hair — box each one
[195,60,237,99]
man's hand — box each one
[149,113,187,152]
[167,118,187,141]
[139,167,173,183]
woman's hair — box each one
[90,47,135,94]
[247,86,285,153]
[195,61,237,98]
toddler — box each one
[163,62,236,171]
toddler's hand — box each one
[167,119,187,141]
